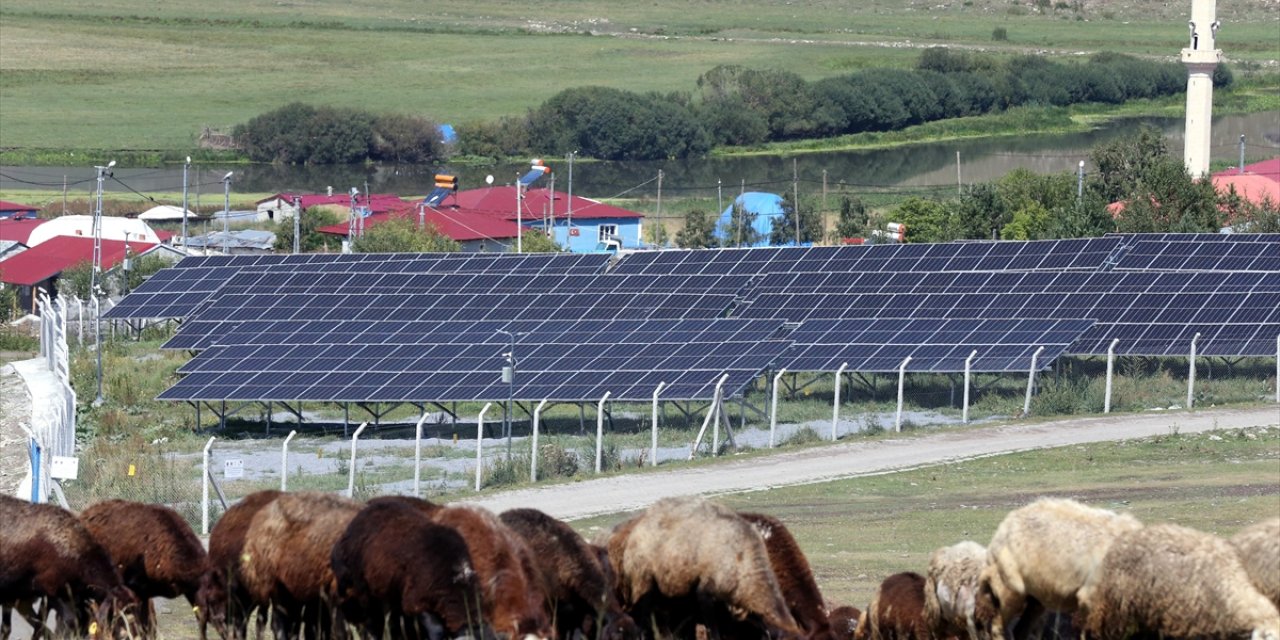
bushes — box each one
[233,102,446,165]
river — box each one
[2,112,1277,205]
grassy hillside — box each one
[1,0,1276,151]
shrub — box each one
[992,26,1009,40]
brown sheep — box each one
[197,489,282,640]
[500,508,640,640]
[80,499,209,637]
[738,512,833,640]
[1078,523,1280,639]
[430,504,552,640]
[240,491,361,640]
[853,572,934,640]
[827,606,862,640]
[331,498,485,640]
[0,495,140,639]
[1232,518,1280,610]
[922,541,990,640]
[607,496,804,640]
[978,497,1141,639]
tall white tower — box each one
[1182,0,1221,178]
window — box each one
[598,224,618,242]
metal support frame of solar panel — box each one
[106,252,612,320]
[159,318,789,403]
[163,272,754,351]
[778,317,1095,373]
[610,238,1122,276]
[1112,240,1280,272]
[739,271,1280,357]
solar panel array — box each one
[613,237,1123,276]
[780,318,1095,372]
[160,318,788,402]
[105,253,611,320]
[743,271,1280,357]
[107,234,1280,406]
[1113,240,1280,272]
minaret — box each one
[1182,0,1221,178]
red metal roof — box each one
[1213,157,1280,183]
[0,236,155,286]
[0,218,46,245]
[317,208,523,242]
[453,186,644,221]
[0,200,40,214]
[1213,174,1280,206]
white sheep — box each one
[923,540,990,640]
[978,497,1141,637]
[1232,518,1280,611]
[1078,523,1280,639]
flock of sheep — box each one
[0,492,1277,640]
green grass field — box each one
[2,0,1276,151]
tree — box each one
[1089,125,1168,204]
[371,114,445,164]
[948,183,1007,240]
[0,285,19,322]
[1113,156,1220,233]
[352,217,461,253]
[644,220,670,248]
[770,191,823,245]
[676,209,717,249]
[117,253,168,293]
[57,260,95,300]
[890,197,951,243]
[515,230,564,253]
[273,207,342,253]
[720,203,762,248]
[834,195,869,240]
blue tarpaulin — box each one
[715,192,784,247]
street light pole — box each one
[91,160,115,407]
[181,156,191,248]
[220,172,233,254]
[292,196,302,254]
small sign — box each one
[569,228,580,237]
[127,464,136,477]
[50,456,79,480]
[224,459,245,479]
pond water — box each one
[3,111,1277,205]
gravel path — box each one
[466,405,1280,521]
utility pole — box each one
[62,175,68,215]
[793,158,800,245]
[91,160,115,407]
[956,151,962,194]
[1077,161,1085,200]
[717,179,723,219]
[566,151,575,235]
[656,170,664,224]
[1239,135,1246,174]
[181,157,191,246]
[292,196,302,254]
[221,172,233,254]
[822,169,828,240]
[516,173,523,253]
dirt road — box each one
[467,405,1280,521]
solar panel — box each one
[778,317,1094,373]
[159,318,789,403]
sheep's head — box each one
[90,585,142,640]
[195,568,231,639]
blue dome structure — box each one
[715,192,784,247]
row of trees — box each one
[672,126,1278,248]
[234,51,1227,164]
[468,51,1220,161]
